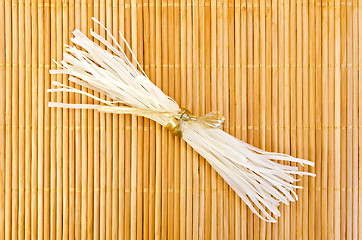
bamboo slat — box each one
[1,0,362,239]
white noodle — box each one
[48,19,315,222]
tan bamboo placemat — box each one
[0,0,361,239]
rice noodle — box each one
[48,18,315,222]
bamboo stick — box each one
[346,0,353,238]
[85,3,93,238]
[271,0,278,237]
[210,0,217,238]
[308,0,316,239]
[148,0,156,238]
[315,0,323,239]
[111,2,120,239]
[252,0,259,161]
[246,12,254,236]
[327,1,335,239]
[240,0,248,238]
[73,0,82,239]
[167,0,175,239]
[67,1,75,239]
[38,0,45,239]
[264,0,272,238]
[79,0,89,236]
[105,2,113,238]
[4,0,12,239]
[340,0,347,238]
[118,2,126,239]
[31,0,39,238]
[95,4,107,239]
[148,1,156,239]
[55,0,63,239]
[92,5,101,240]
[87,1,95,237]
[154,0,162,238]
[136,2,144,240]
[198,1,206,238]
[142,2,151,239]
[228,0,235,238]
[234,0,241,239]
[186,0,193,238]
[302,0,309,239]
[92,2,100,239]
[253,0,261,238]
[192,0,200,239]
[61,1,69,239]
[173,0,181,238]
[290,0,298,238]
[315,1,324,238]
[99,0,107,238]
[222,1,229,239]
[321,0,331,238]
[124,0,132,238]
[25,0,32,238]
[246,1,253,176]
[283,0,291,238]
[334,1,341,239]
[278,0,285,238]
[80,0,88,239]
[85,1,95,237]
[0,0,5,238]
[259,0,265,152]
[161,0,169,238]
[351,1,358,239]
[87,2,95,237]
[296,0,304,238]
[18,0,26,238]
[204,0,211,238]
[117,2,126,231]
[216,0,223,238]
[186,0,194,236]
[11,1,19,239]
[179,0,187,239]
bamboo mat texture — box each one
[0,0,361,239]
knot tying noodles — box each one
[97,106,225,137]
[166,108,225,137]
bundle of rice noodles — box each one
[48,18,315,222]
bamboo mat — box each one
[0,0,361,239]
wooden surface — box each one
[0,0,361,239]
